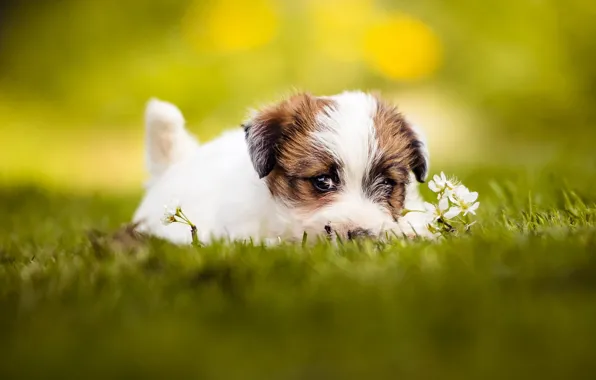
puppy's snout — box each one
[324,225,373,240]
[347,228,373,240]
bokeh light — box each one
[363,13,442,80]
[184,0,279,53]
[309,0,376,62]
[0,0,594,191]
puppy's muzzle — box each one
[324,225,374,241]
[347,228,373,240]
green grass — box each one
[1,165,596,380]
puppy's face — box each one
[244,91,429,240]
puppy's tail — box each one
[144,98,199,181]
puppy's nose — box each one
[347,228,373,240]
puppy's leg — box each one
[144,99,199,181]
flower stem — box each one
[177,209,192,225]
[190,225,200,247]
[437,217,455,232]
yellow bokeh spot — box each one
[363,14,442,80]
[184,0,279,53]
[309,0,376,62]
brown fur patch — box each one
[254,93,337,211]
[369,98,424,219]
[373,98,419,169]
[248,92,426,221]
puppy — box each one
[132,91,432,244]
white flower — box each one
[449,186,480,216]
[448,185,474,202]
[464,202,480,216]
[164,198,181,215]
[428,180,441,193]
[161,214,176,225]
[444,206,462,219]
[422,171,480,236]
[428,172,459,201]
[159,198,200,245]
[428,172,455,193]
[161,198,181,225]
[428,172,449,193]
[424,200,441,217]
[424,198,461,221]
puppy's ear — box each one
[373,95,430,183]
[409,124,430,183]
[243,93,324,179]
[242,116,282,179]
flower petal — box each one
[456,184,469,195]
[463,191,478,203]
[428,180,440,192]
[164,197,181,215]
[441,193,454,205]
[424,202,436,212]
[444,206,461,219]
[161,215,175,225]
[464,202,479,215]
[438,197,449,211]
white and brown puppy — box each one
[133,91,432,244]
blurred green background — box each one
[1,0,595,191]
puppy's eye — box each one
[311,175,336,193]
[380,178,397,196]
[381,178,397,187]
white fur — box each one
[133,92,432,244]
[308,92,429,238]
[310,92,388,236]
[144,99,199,184]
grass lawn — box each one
[1,164,595,379]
